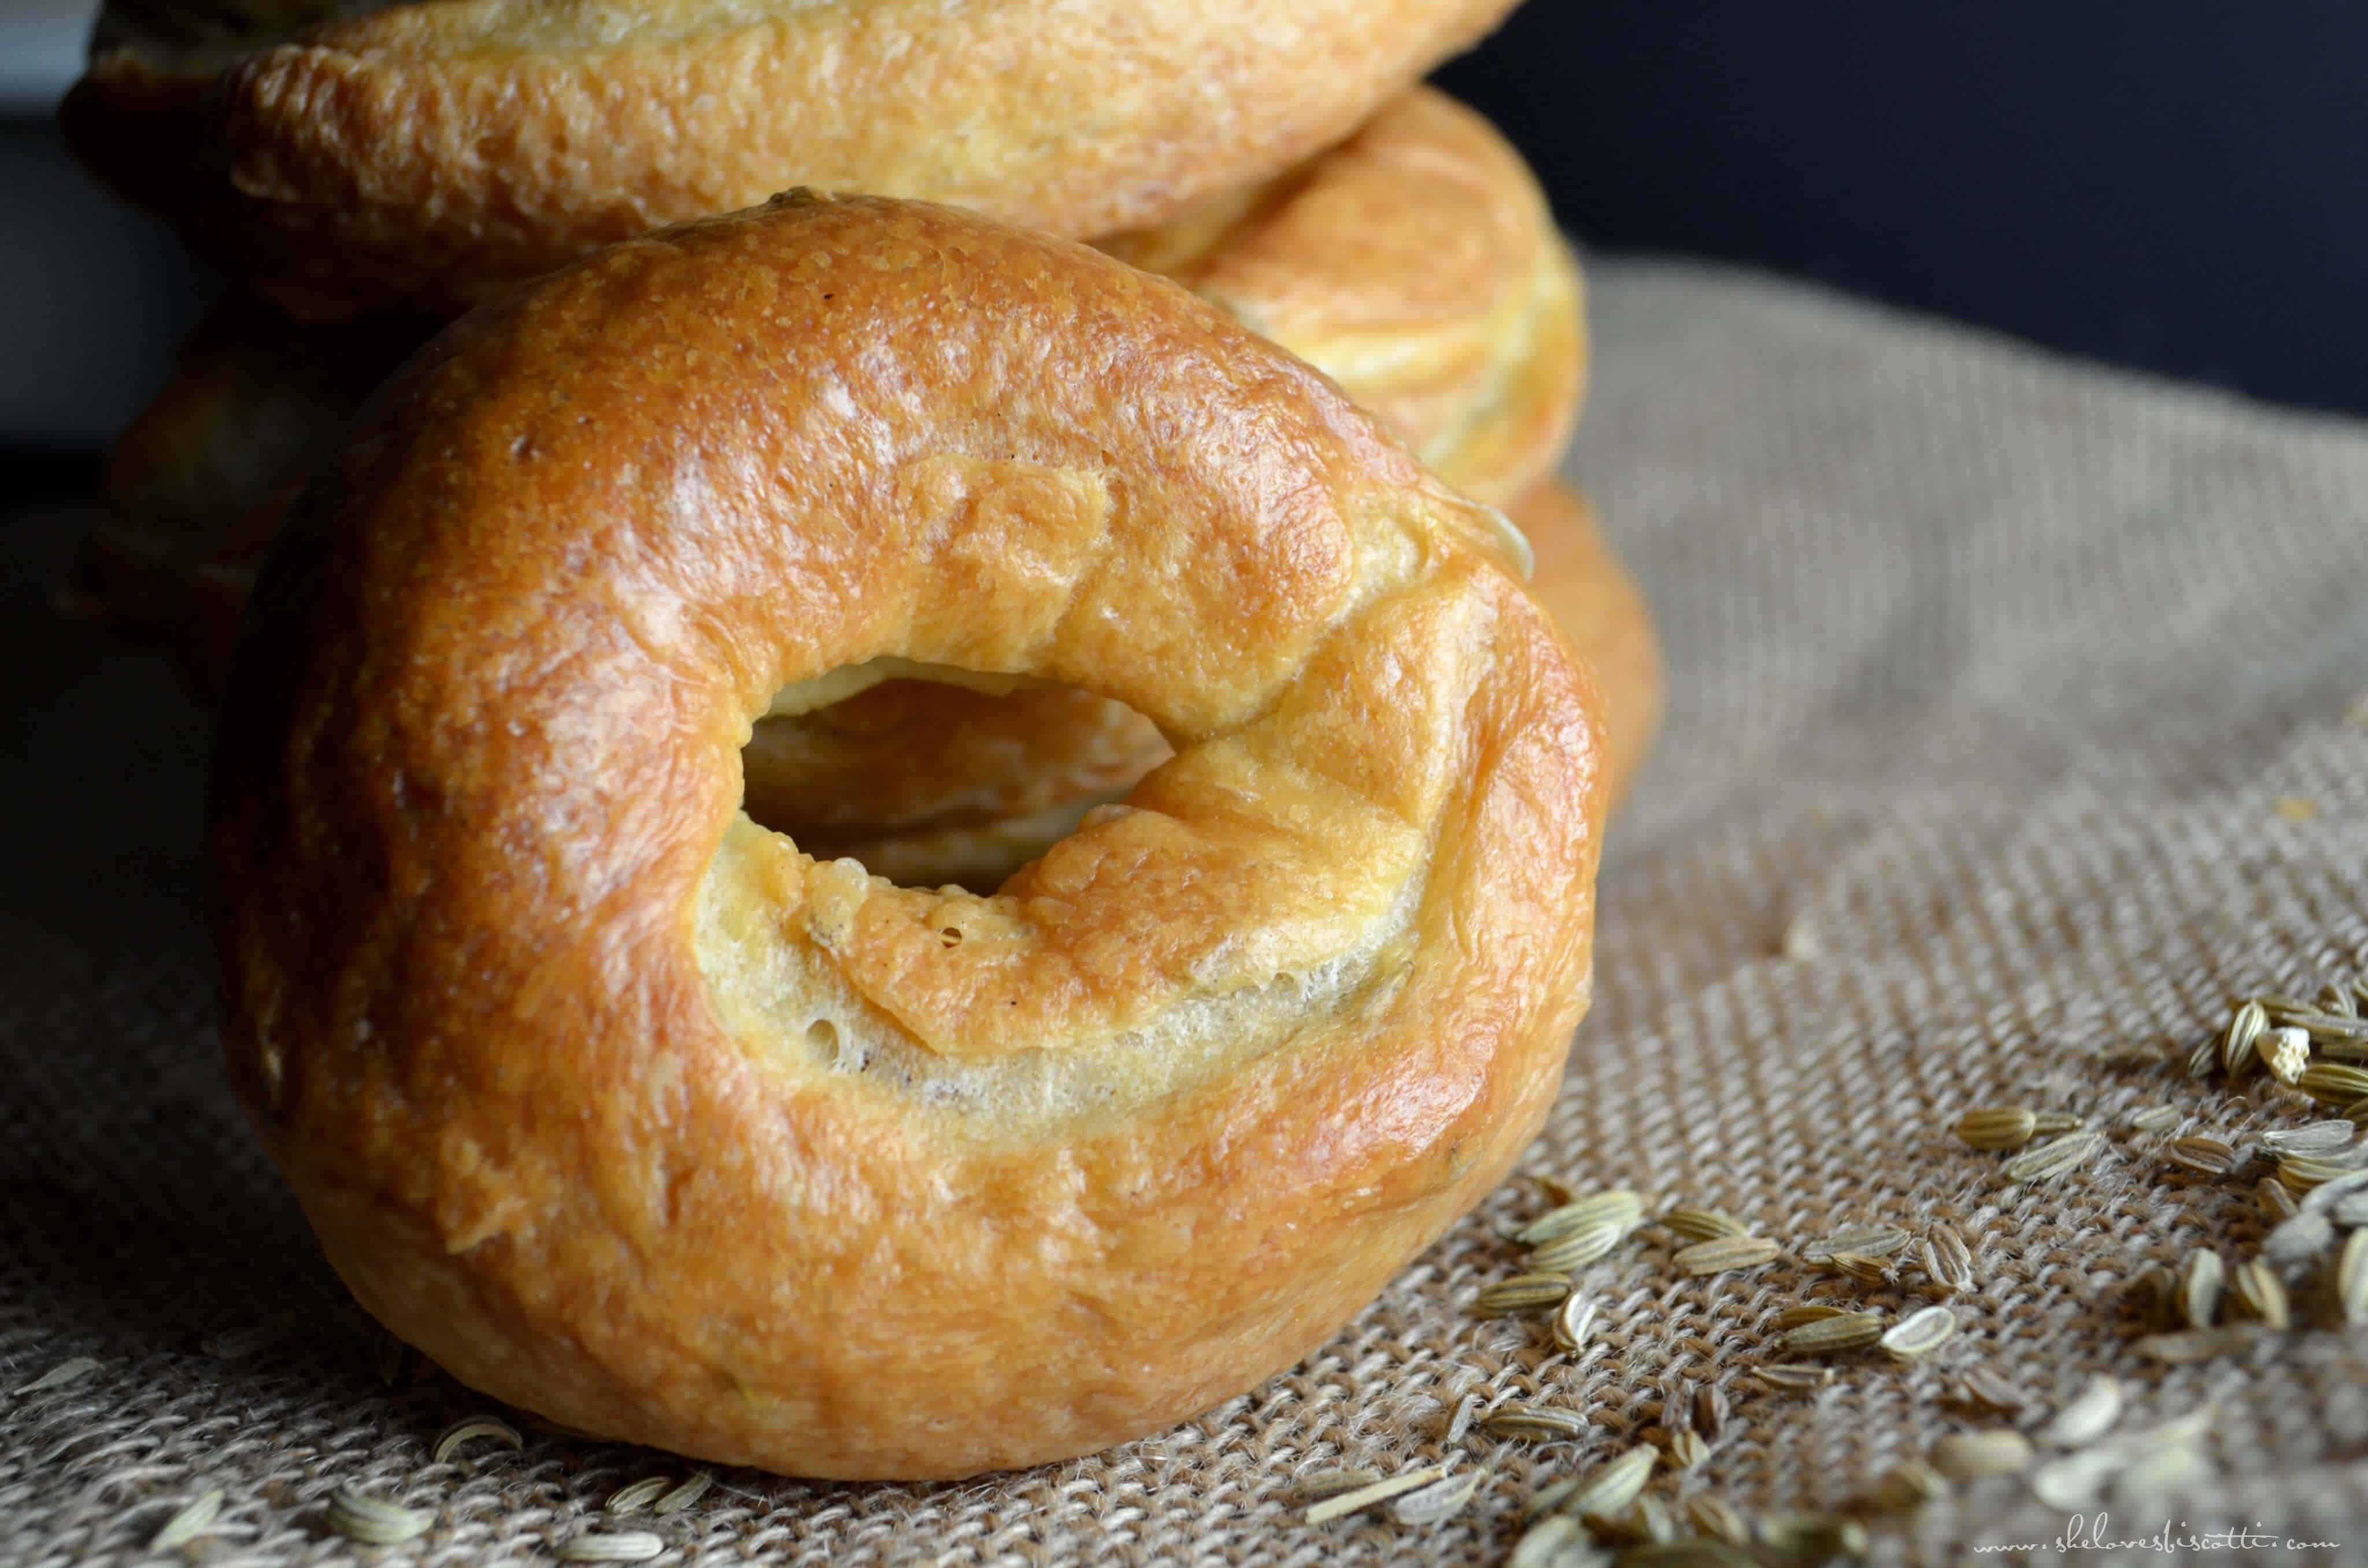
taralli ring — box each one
[209,193,1607,1479]
[65,0,1522,316]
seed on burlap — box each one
[2127,1106,2180,1134]
[2297,1063,2368,1107]
[2166,1136,2238,1176]
[2184,1036,2222,1079]
[1755,1513,1869,1562]
[556,1534,664,1564]
[2223,999,2269,1078]
[1293,1470,1385,1503]
[150,1491,225,1551]
[2277,1155,2360,1195]
[653,1474,711,1514]
[2264,1027,2312,1084]
[1478,1274,1575,1315]
[1304,1465,1449,1523]
[2041,1376,2123,1446]
[1664,1207,1747,1242]
[1481,1406,1590,1442]
[325,1488,430,1547]
[1755,1365,1835,1393]
[1953,1107,2037,1151]
[1522,1477,1583,1519]
[1773,1304,1853,1329]
[1506,1514,1586,1568]
[1391,1469,1485,1525]
[2029,1450,2119,1511]
[2337,1230,2368,1327]
[1879,1305,1958,1361]
[1782,1312,1884,1356]
[2123,1263,2179,1328]
[2263,1120,2358,1154]
[13,1358,98,1396]
[2133,1325,2273,1363]
[2259,1176,2302,1222]
[433,1417,524,1465]
[1856,1459,1948,1514]
[1687,1494,1753,1547]
[1552,1292,1597,1354]
[2270,1008,2368,1040]
[1442,1395,1479,1445]
[1664,1429,1711,1469]
[1930,1429,2033,1480]
[1823,1251,1893,1287]
[1560,1445,1658,1521]
[2226,1260,2290,1329]
[1583,1495,1673,1547]
[1955,1366,2025,1415]
[1801,1226,1910,1262]
[1675,1235,1781,1275]
[1517,1189,1644,1246]
[2299,1167,2368,1214]
[1531,1221,1626,1273]
[604,1478,670,1514]
[2032,1111,2086,1136]
[2178,1250,2223,1328]
[1693,1382,1730,1440]
[1922,1224,1975,1294]
[2001,1130,2106,1183]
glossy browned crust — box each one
[208,194,1605,1479]
[1523,482,1662,805]
[741,478,1655,893]
[1103,87,1585,509]
[63,0,1520,317]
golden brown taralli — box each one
[1522,483,1661,805]
[208,194,1607,1478]
[1101,87,1584,509]
[65,0,1522,317]
[743,480,1658,892]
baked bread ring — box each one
[78,87,1585,679]
[747,479,1658,893]
[209,192,1606,1479]
[64,0,1520,318]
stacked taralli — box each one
[64,0,1658,1477]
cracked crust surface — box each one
[208,194,1605,1478]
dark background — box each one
[5,0,2367,499]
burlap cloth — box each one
[8,260,2368,1565]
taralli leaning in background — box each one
[62,0,1523,316]
[207,194,1610,1478]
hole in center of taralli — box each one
[741,674,1171,894]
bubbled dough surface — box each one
[206,195,1605,1478]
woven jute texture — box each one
[8,260,2368,1565]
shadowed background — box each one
[6,0,2366,495]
